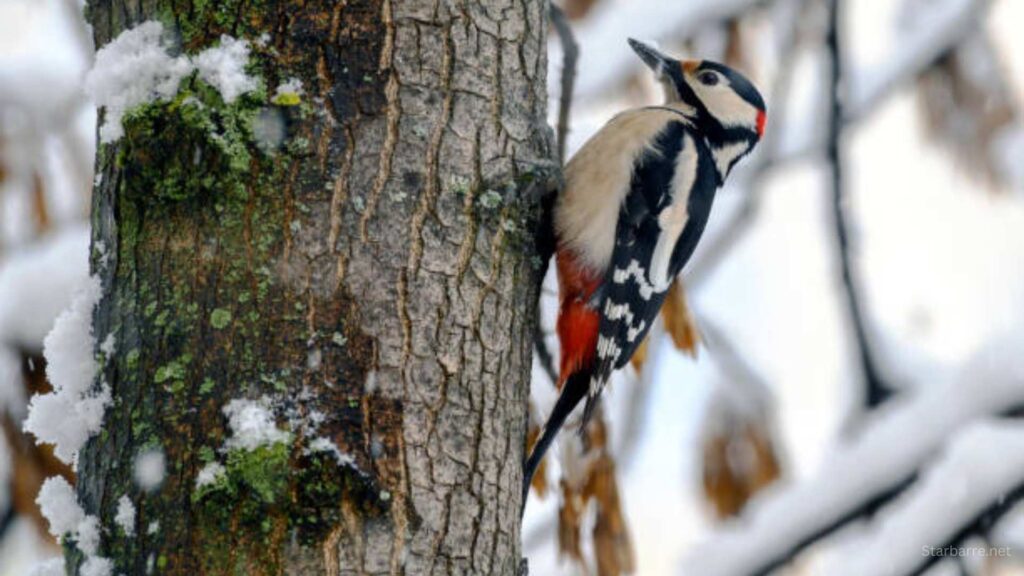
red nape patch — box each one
[555,250,602,386]
[756,110,767,138]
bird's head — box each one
[628,38,766,151]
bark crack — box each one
[359,0,402,243]
[454,129,483,282]
[329,127,356,289]
[408,21,454,276]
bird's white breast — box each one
[555,108,692,273]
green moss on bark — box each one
[191,442,384,573]
[120,78,265,203]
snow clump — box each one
[23,275,110,465]
[85,21,259,143]
[223,396,290,451]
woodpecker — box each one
[524,39,766,506]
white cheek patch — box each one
[695,82,759,129]
[713,141,749,178]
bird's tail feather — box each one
[522,368,591,514]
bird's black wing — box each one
[581,120,720,426]
[580,120,689,424]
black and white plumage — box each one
[523,39,766,508]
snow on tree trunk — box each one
[78,1,551,574]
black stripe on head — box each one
[665,65,699,110]
[698,61,766,113]
[668,66,728,142]
[679,93,728,146]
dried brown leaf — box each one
[701,422,781,520]
[701,433,746,519]
[526,416,549,499]
[556,413,635,575]
[723,19,748,71]
[585,411,608,452]
[916,35,1018,188]
[32,172,50,232]
[629,336,649,371]
[588,456,635,576]
[746,424,781,493]
[683,17,754,73]
[662,278,700,357]
[558,479,586,562]
[563,0,601,20]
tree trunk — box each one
[81,1,551,574]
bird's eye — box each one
[697,70,719,86]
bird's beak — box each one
[627,38,673,75]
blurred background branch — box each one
[825,0,893,413]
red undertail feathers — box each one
[556,249,602,386]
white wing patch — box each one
[604,300,634,322]
[596,334,623,362]
[594,335,623,395]
[613,259,656,300]
[648,133,698,289]
[626,320,647,343]
[604,300,647,343]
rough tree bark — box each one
[80,1,551,574]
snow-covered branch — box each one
[680,331,1024,576]
[825,419,1024,576]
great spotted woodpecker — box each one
[524,39,766,505]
